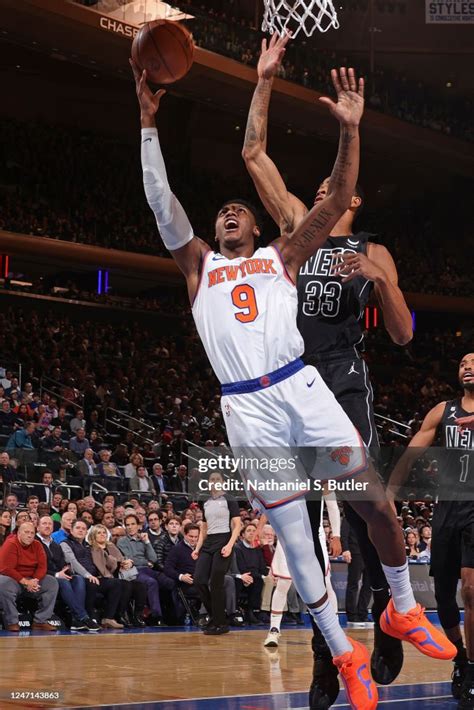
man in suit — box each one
[0,452,18,493]
[169,465,188,494]
[163,523,201,622]
[75,449,97,484]
[130,466,156,496]
[150,463,169,497]
[35,470,55,505]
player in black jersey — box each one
[243,35,413,708]
[389,353,474,708]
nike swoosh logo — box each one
[212,255,226,261]
[307,378,316,388]
[142,138,152,143]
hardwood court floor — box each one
[0,626,454,709]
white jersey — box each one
[192,246,304,384]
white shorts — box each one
[221,363,367,508]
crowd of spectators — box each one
[1,117,472,297]
[180,2,474,142]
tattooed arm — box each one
[275,68,364,279]
[242,34,307,237]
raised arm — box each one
[275,68,364,279]
[242,34,307,236]
[130,59,209,301]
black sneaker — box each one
[203,624,229,636]
[458,680,474,708]
[147,615,163,627]
[453,663,467,701]
[309,631,339,710]
[132,614,146,628]
[198,614,211,629]
[228,613,245,627]
[84,618,101,633]
[370,619,404,685]
[246,610,265,626]
[70,617,87,631]
[309,648,339,710]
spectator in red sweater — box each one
[0,521,59,631]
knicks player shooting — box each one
[389,353,474,708]
[242,33,412,707]
[131,57,454,709]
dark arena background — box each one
[0,1,473,709]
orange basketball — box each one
[131,19,194,85]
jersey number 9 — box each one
[232,285,259,323]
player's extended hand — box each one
[191,549,199,560]
[221,543,233,558]
[129,58,166,117]
[456,414,474,432]
[331,251,385,283]
[329,535,342,557]
[342,550,352,564]
[320,68,364,127]
[257,32,291,80]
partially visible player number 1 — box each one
[232,285,259,323]
[460,453,470,483]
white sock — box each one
[309,601,351,657]
[270,578,292,632]
[381,561,416,614]
[270,611,283,632]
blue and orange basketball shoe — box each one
[333,637,378,709]
[380,599,456,660]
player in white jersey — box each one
[131,56,455,709]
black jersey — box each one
[297,232,375,360]
[430,399,474,576]
[436,398,474,506]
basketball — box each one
[131,19,194,85]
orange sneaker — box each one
[333,637,378,709]
[380,599,456,660]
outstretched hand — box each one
[257,32,291,80]
[129,58,166,117]
[319,67,364,126]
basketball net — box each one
[262,0,339,37]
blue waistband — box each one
[221,358,305,396]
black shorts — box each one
[305,350,378,450]
[430,501,474,578]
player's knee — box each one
[461,581,474,609]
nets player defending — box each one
[242,33,413,707]
[131,57,454,710]
[389,353,474,708]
